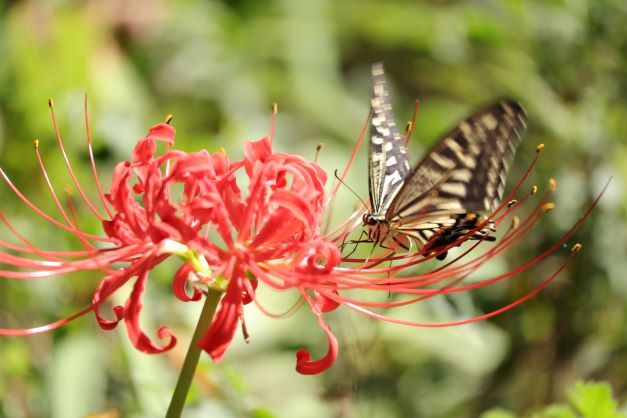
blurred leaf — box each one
[83,410,119,418]
[48,334,106,418]
[249,407,277,418]
[481,408,518,418]
[533,405,577,418]
[568,381,625,418]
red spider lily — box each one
[0,99,607,377]
[0,100,242,353]
[0,99,336,372]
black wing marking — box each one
[368,62,412,215]
[387,100,527,223]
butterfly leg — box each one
[340,230,370,258]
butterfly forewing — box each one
[368,62,412,215]
[387,100,527,224]
[365,63,527,254]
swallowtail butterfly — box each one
[363,62,527,259]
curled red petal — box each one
[93,271,133,330]
[107,161,131,205]
[172,264,203,302]
[167,151,213,180]
[146,122,176,145]
[313,290,340,313]
[242,276,258,305]
[244,137,272,168]
[125,271,177,353]
[132,137,157,164]
[297,240,342,275]
[197,278,241,362]
[295,310,339,375]
[308,241,341,273]
[96,305,124,330]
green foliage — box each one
[482,409,518,418]
[568,381,625,418]
[482,381,627,418]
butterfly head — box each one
[363,212,405,250]
[362,212,382,242]
[362,212,382,227]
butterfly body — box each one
[364,63,526,258]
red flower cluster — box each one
[0,100,605,374]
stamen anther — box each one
[315,143,324,163]
[33,139,39,149]
[240,312,250,343]
[543,203,555,212]
[536,143,544,152]
[164,114,173,124]
[511,215,520,229]
[272,103,278,115]
[405,121,413,134]
[64,183,74,197]
[48,98,54,108]
[507,199,517,208]
[571,243,582,253]
[549,178,556,191]
[531,185,538,195]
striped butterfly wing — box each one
[387,100,527,248]
[368,62,412,215]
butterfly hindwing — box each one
[368,62,411,216]
[387,100,527,224]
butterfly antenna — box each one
[334,169,368,209]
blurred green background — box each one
[0,0,625,417]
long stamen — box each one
[327,112,370,202]
[0,166,113,242]
[379,186,553,280]
[0,244,148,279]
[164,114,174,177]
[321,189,551,295]
[49,98,106,221]
[404,99,419,146]
[324,206,364,241]
[314,143,323,164]
[0,304,96,336]
[270,103,278,145]
[65,190,117,275]
[34,139,98,252]
[84,94,113,218]
[334,244,580,327]
[331,176,608,309]
[253,293,305,318]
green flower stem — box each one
[166,289,222,417]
